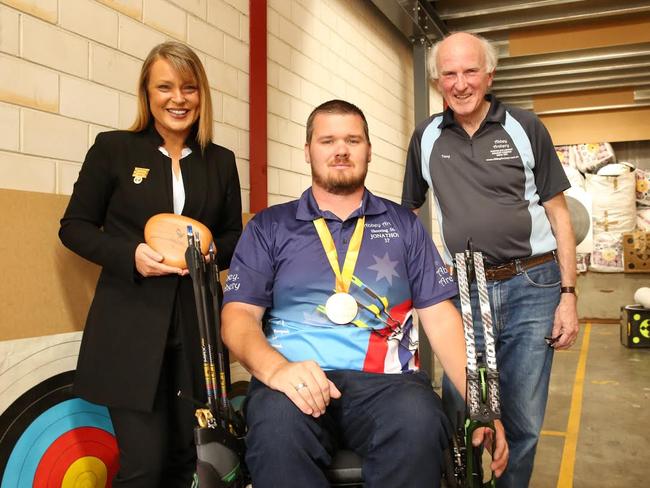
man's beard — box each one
[312,164,367,195]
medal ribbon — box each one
[313,216,365,293]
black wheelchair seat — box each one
[326,448,364,487]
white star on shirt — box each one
[368,252,399,285]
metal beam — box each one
[495,78,650,98]
[410,35,436,381]
[436,1,650,34]
[493,68,650,91]
[497,43,650,70]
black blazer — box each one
[60,126,242,411]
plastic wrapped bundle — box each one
[635,168,650,207]
[589,231,624,272]
[571,143,615,174]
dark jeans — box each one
[245,369,452,488]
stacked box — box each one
[622,232,650,273]
[620,305,650,347]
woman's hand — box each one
[135,243,188,277]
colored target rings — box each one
[0,371,119,487]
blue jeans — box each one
[442,259,561,488]
[245,370,452,488]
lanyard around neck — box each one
[313,216,366,293]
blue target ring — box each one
[0,371,118,487]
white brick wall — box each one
[266,0,414,203]
[97,0,142,20]
[90,43,141,94]
[3,0,57,23]
[2,0,252,205]
[118,15,167,60]
[0,5,20,55]
[143,0,187,40]
[22,16,89,78]
[0,53,59,112]
[21,108,88,162]
[60,0,119,47]
[3,0,416,217]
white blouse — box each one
[158,146,192,215]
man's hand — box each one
[135,243,188,277]
[471,419,509,477]
[267,360,341,418]
[550,293,579,350]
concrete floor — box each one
[434,321,650,488]
[531,322,650,488]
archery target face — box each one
[0,333,119,487]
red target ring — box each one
[34,427,118,487]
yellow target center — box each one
[639,319,650,339]
[61,456,107,488]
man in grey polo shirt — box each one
[402,32,579,488]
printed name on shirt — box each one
[436,265,454,286]
[224,273,241,292]
[440,154,451,159]
[486,138,518,162]
[366,220,400,243]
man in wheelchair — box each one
[221,99,508,487]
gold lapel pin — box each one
[132,167,150,184]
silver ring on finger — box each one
[294,382,307,392]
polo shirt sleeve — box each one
[530,116,570,202]
[401,129,429,210]
[406,215,458,309]
[222,215,274,308]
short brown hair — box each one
[130,41,213,150]
[305,99,370,144]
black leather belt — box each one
[484,251,557,281]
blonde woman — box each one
[60,41,242,486]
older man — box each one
[402,32,578,487]
[222,99,507,487]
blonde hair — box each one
[428,32,498,80]
[130,41,213,150]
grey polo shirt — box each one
[402,95,569,265]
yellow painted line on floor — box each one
[556,322,592,488]
[541,430,567,437]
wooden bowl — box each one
[144,213,213,268]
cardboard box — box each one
[622,231,650,273]
[620,305,650,347]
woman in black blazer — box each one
[59,41,242,487]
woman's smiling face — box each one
[147,57,200,142]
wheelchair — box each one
[198,379,470,488]
[186,230,496,488]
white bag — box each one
[585,166,636,233]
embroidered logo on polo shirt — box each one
[132,167,150,184]
[487,139,516,162]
